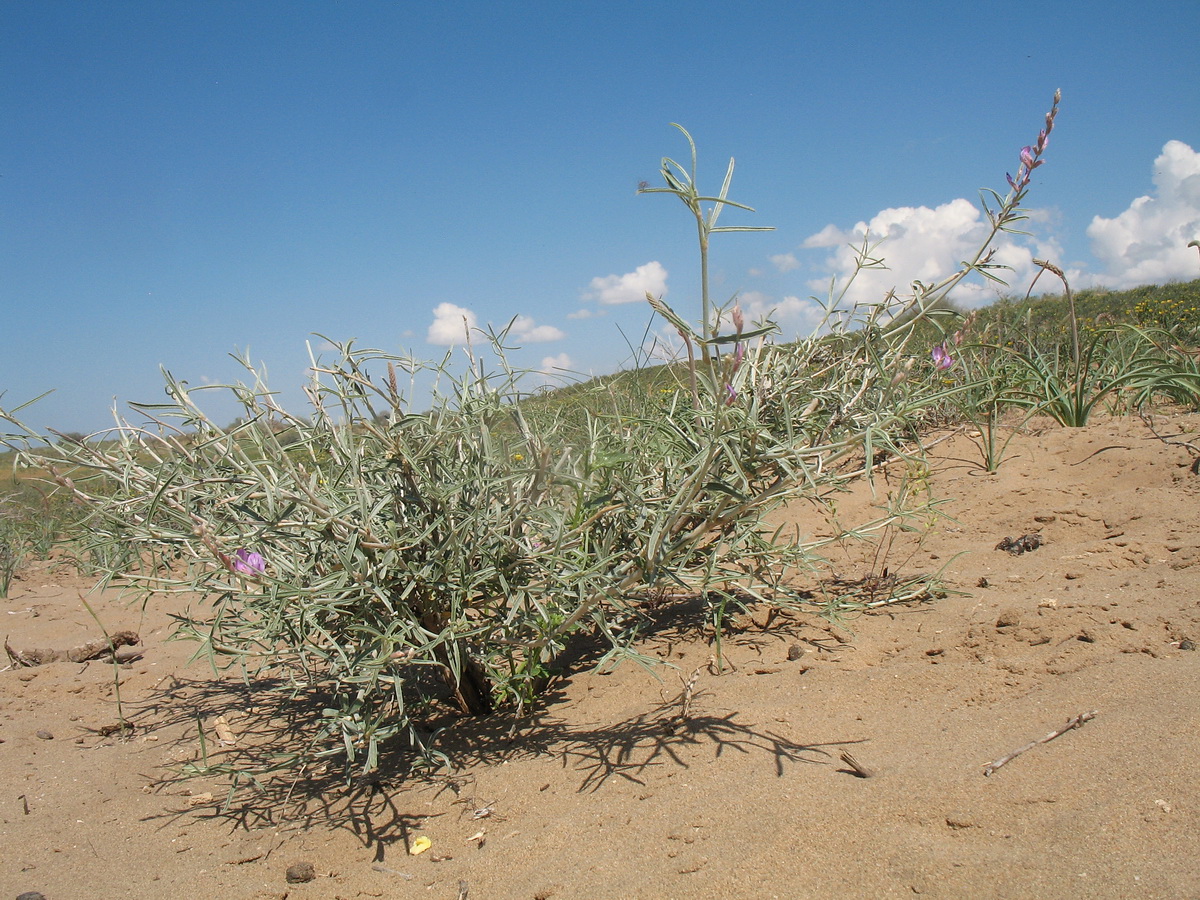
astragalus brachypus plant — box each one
[1,339,832,778]
[0,92,1065,788]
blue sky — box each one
[3,0,1198,434]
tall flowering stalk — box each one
[878,89,1062,342]
[1006,97,1059,195]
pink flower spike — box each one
[731,304,745,335]
[233,549,266,575]
[1019,146,1035,168]
[931,343,955,371]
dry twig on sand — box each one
[662,665,703,731]
[983,710,1097,776]
[839,750,876,778]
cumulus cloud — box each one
[509,315,565,343]
[568,308,605,320]
[428,305,565,347]
[539,352,573,375]
[739,290,829,340]
[427,302,478,346]
[1086,140,1200,288]
[802,198,1057,309]
[584,261,668,305]
[769,252,801,273]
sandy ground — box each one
[2,411,1198,900]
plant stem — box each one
[697,219,711,362]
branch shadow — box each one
[120,590,856,853]
[434,699,858,795]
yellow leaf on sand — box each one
[409,836,432,855]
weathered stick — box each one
[983,710,1097,776]
[4,631,140,666]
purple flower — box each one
[723,383,738,405]
[931,343,955,371]
[1008,159,1034,192]
[233,549,266,575]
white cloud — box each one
[769,252,801,273]
[739,290,829,340]
[802,223,848,249]
[429,305,564,347]
[567,308,605,320]
[539,352,573,375]
[1086,140,1200,288]
[528,352,575,387]
[584,260,668,305]
[509,315,565,343]
[427,302,478,346]
[802,198,1056,309]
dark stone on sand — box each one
[286,861,316,884]
[17,892,48,900]
[995,609,1021,629]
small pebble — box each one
[35,730,54,741]
[286,861,316,884]
[17,892,48,900]
[1180,639,1196,651]
[786,644,805,661]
